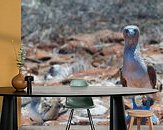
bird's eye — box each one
[134,29,137,33]
[124,29,129,33]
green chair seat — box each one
[66,97,95,109]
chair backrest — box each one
[70,79,88,87]
[66,79,94,108]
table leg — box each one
[110,96,127,130]
[0,96,18,130]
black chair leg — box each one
[87,109,95,130]
[66,109,74,130]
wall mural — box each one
[21,0,163,126]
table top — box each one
[0,86,158,97]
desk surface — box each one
[0,86,158,97]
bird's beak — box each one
[127,29,135,37]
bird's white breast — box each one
[123,51,152,88]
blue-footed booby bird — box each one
[120,25,162,125]
[120,25,162,92]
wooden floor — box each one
[20,125,163,130]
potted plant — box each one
[11,42,27,91]
[16,47,26,71]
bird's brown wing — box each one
[147,64,156,89]
[119,68,127,87]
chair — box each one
[127,110,154,130]
[65,79,95,130]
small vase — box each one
[12,70,27,91]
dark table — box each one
[0,86,158,130]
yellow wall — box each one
[0,0,21,126]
